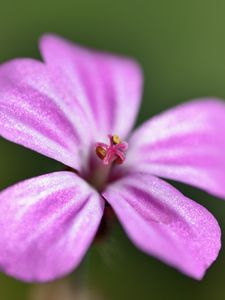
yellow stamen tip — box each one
[96,146,106,160]
[112,134,121,145]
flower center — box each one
[95,134,128,165]
[86,134,128,191]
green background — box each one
[1,0,225,299]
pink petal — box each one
[126,99,225,198]
[39,34,143,139]
[0,171,104,282]
[0,59,94,171]
[103,172,221,279]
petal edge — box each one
[103,172,221,279]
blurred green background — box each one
[1,0,225,299]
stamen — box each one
[95,134,128,165]
[96,146,107,160]
[112,135,121,145]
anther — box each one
[112,135,121,145]
[96,145,107,160]
[95,134,128,165]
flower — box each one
[0,34,224,283]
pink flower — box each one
[0,34,224,283]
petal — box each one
[39,34,143,139]
[0,58,94,171]
[0,171,104,282]
[126,99,225,198]
[102,172,221,279]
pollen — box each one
[112,134,121,145]
[95,134,128,165]
[96,145,107,160]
